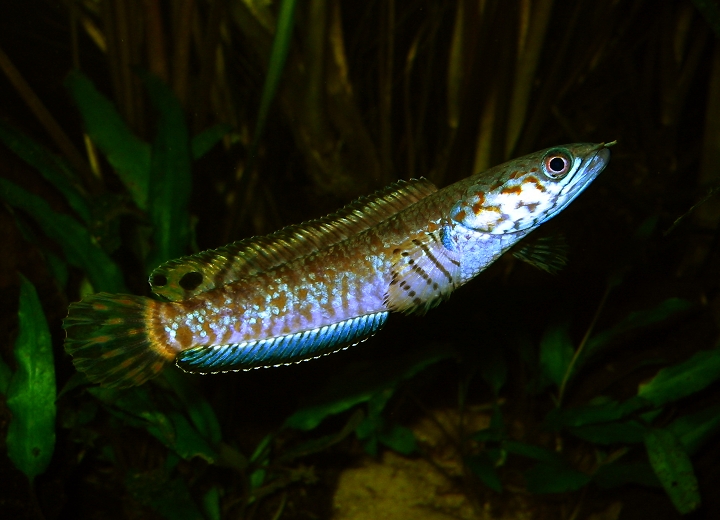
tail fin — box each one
[63,293,174,388]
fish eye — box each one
[543,151,572,179]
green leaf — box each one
[0,119,91,223]
[525,462,591,494]
[466,453,503,492]
[539,321,574,387]
[252,0,297,150]
[545,395,649,429]
[594,461,660,488]
[191,124,231,160]
[638,349,720,406]
[668,403,720,455]
[143,72,192,268]
[568,420,646,444]
[285,346,448,431]
[503,441,560,463]
[586,298,693,356]
[88,386,216,463]
[65,70,151,209]
[379,425,417,455]
[0,178,125,293]
[644,428,701,514]
[5,275,56,482]
[162,370,222,444]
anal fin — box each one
[176,312,389,373]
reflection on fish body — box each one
[64,142,614,388]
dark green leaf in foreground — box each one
[0,178,125,293]
[5,275,56,481]
[65,70,151,210]
[466,453,503,492]
[668,403,720,455]
[569,420,646,444]
[191,124,232,160]
[644,428,701,514]
[285,346,449,431]
[0,119,91,223]
[539,321,574,388]
[143,72,192,268]
[525,462,591,494]
[638,349,720,407]
[585,298,693,357]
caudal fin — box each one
[63,293,174,388]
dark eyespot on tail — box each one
[63,293,174,388]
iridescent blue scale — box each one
[176,312,389,373]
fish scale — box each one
[64,142,614,388]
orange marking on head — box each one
[530,167,538,173]
[297,288,309,300]
[475,191,486,204]
[92,303,109,311]
[501,186,522,195]
[490,181,503,191]
[524,176,546,192]
[509,170,520,179]
[454,209,467,221]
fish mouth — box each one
[552,141,614,214]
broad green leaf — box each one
[638,349,720,406]
[0,179,125,293]
[539,321,574,387]
[0,119,91,223]
[466,454,503,492]
[285,347,448,431]
[479,347,507,394]
[668,403,720,455]
[545,395,649,429]
[143,72,192,268]
[585,298,693,356]
[191,124,232,160]
[162,370,222,444]
[594,461,660,489]
[568,420,646,444]
[379,425,417,455]
[65,70,151,209]
[644,428,701,514]
[525,462,591,494]
[279,409,365,463]
[202,487,221,520]
[88,386,216,463]
[5,275,56,482]
[503,441,560,463]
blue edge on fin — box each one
[176,312,389,373]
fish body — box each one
[64,142,613,388]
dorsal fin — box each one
[149,178,438,301]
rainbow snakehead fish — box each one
[64,142,614,388]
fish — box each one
[63,142,614,388]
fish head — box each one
[449,142,615,234]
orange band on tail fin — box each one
[63,293,173,388]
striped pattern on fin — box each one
[176,312,389,373]
[385,229,461,315]
[150,179,438,301]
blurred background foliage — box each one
[1,0,720,518]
